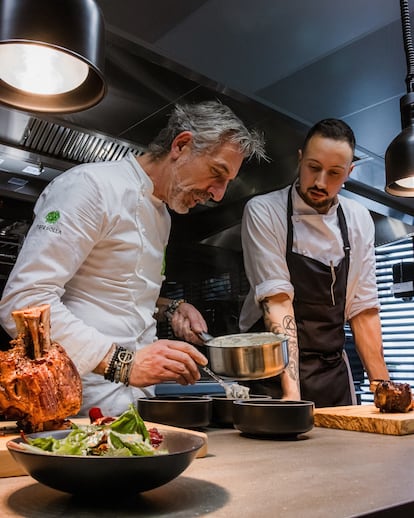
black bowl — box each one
[137,396,212,429]
[233,399,314,438]
[211,394,271,427]
[7,428,205,495]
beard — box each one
[168,185,211,214]
[300,187,335,213]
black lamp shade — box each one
[385,125,414,196]
[0,0,106,113]
[385,93,414,197]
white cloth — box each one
[239,184,380,331]
[0,153,170,416]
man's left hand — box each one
[170,302,207,346]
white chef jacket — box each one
[239,184,380,331]
[0,154,170,416]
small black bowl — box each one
[233,399,314,438]
[210,394,271,427]
[137,396,212,429]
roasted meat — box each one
[374,380,413,413]
[0,304,82,431]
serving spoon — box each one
[201,365,250,399]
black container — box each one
[137,396,212,429]
[233,399,314,438]
[211,394,271,427]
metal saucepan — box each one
[199,331,289,381]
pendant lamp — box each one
[385,0,414,196]
[0,0,106,113]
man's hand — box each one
[128,339,208,387]
[169,302,208,346]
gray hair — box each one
[147,100,267,161]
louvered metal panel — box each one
[361,237,414,403]
[21,118,144,165]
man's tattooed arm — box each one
[261,296,300,398]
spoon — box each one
[201,365,250,399]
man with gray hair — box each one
[0,100,266,416]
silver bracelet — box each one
[165,298,186,321]
[104,344,135,386]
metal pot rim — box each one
[205,332,288,348]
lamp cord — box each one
[400,0,414,92]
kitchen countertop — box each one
[1,426,414,518]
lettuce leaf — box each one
[109,404,150,440]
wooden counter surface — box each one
[1,426,414,517]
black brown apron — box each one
[245,185,352,407]
[286,185,352,407]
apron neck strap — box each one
[287,184,351,260]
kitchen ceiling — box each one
[0,0,413,245]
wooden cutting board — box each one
[314,404,414,435]
[0,418,208,478]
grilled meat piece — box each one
[0,304,82,431]
[374,380,413,413]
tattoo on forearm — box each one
[286,338,299,382]
[285,317,298,382]
[283,315,296,337]
[262,304,299,384]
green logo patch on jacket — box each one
[36,210,62,234]
[45,210,61,223]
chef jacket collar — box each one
[126,153,165,208]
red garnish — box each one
[148,427,164,448]
[89,407,104,423]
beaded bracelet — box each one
[104,345,135,386]
[104,345,118,381]
[165,298,186,321]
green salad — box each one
[20,404,168,457]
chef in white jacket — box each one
[0,101,266,416]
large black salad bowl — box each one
[7,428,205,495]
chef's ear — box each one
[171,131,193,157]
[298,149,303,162]
[346,162,355,180]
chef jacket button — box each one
[295,217,300,222]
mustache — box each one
[308,186,328,196]
[193,190,212,203]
